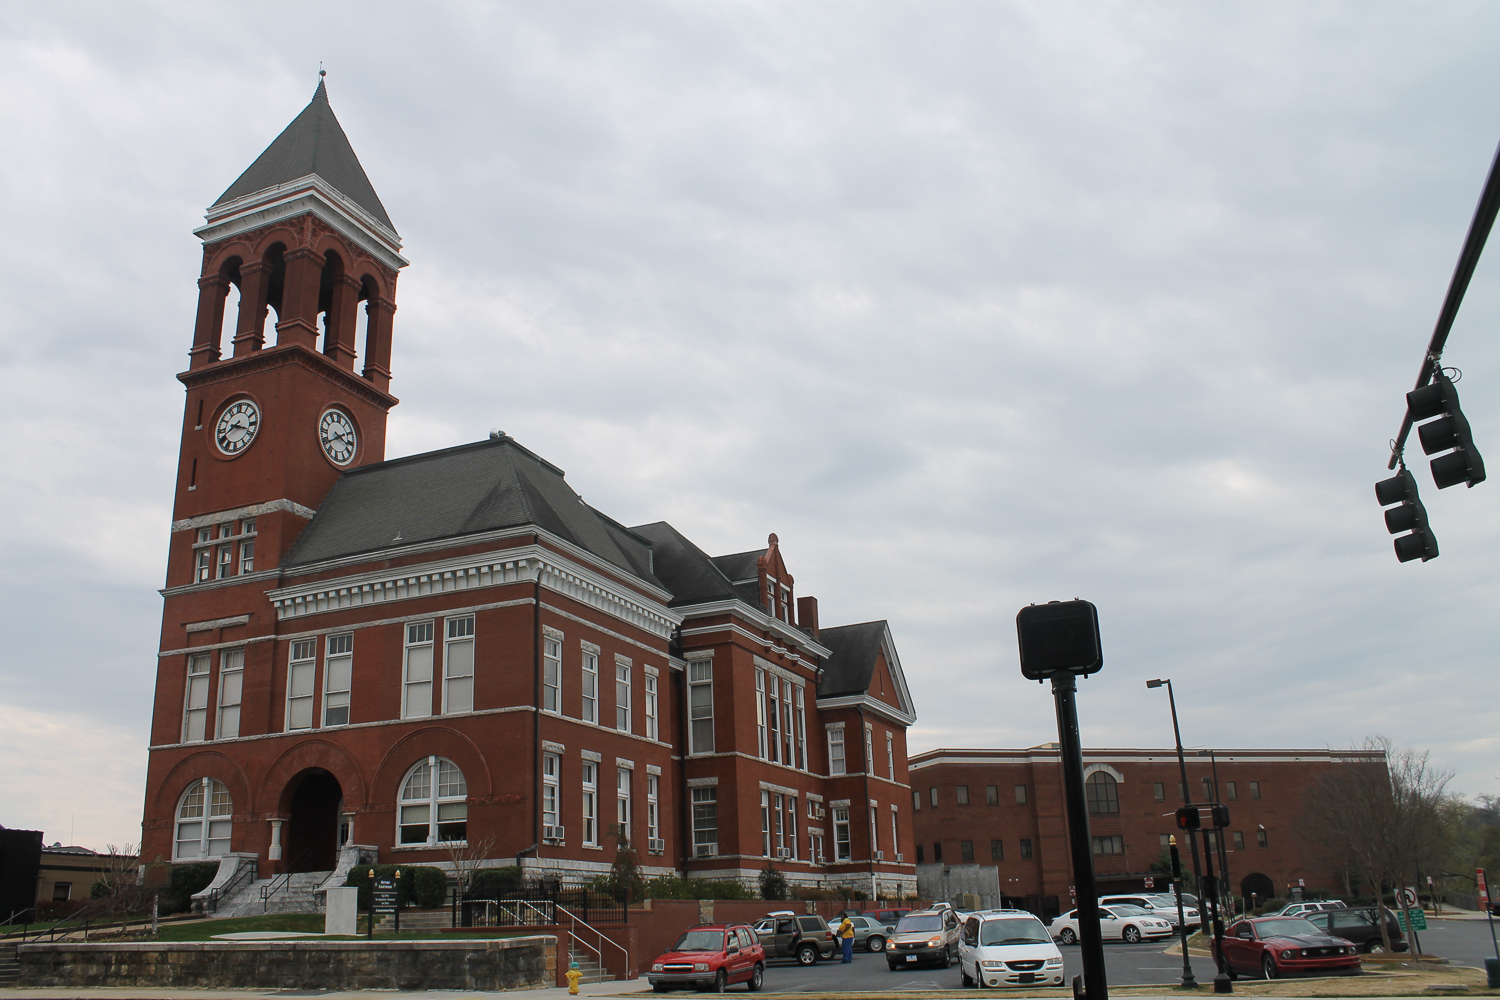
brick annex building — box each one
[140,83,919,899]
[909,745,1385,916]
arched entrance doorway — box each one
[1241,872,1275,910]
[282,768,344,873]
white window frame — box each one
[782,681,795,764]
[646,774,660,845]
[833,806,851,861]
[688,658,713,754]
[322,634,352,727]
[755,668,767,759]
[581,648,599,724]
[767,676,782,764]
[398,756,468,846]
[692,786,717,856]
[196,528,212,581]
[761,790,772,857]
[582,761,598,846]
[616,767,631,842]
[286,638,317,731]
[542,753,560,830]
[443,615,475,714]
[174,777,232,860]
[827,726,846,776]
[775,793,785,855]
[183,653,211,742]
[615,658,631,733]
[794,685,807,769]
[542,635,562,713]
[869,804,879,855]
[216,648,243,739]
[403,621,435,719]
[887,733,895,779]
[787,797,798,859]
[238,518,256,574]
[644,670,658,741]
[890,805,899,859]
[864,724,874,775]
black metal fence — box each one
[458,882,626,928]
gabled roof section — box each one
[214,80,394,231]
[284,435,658,585]
[711,549,764,583]
[627,522,740,606]
[818,619,918,723]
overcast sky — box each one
[2,2,1498,851]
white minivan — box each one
[958,910,1066,989]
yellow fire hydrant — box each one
[566,961,582,995]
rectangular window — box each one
[960,839,974,861]
[794,685,807,769]
[864,725,874,774]
[51,882,72,901]
[990,839,1004,861]
[1256,828,1268,848]
[827,728,846,775]
[196,528,211,582]
[581,761,598,846]
[933,841,943,863]
[755,669,767,758]
[217,542,234,579]
[790,798,799,859]
[616,768,631,842]
[1233,830,1245,850]
[985,785,999,805]
[1160,833,1171,850]
[886,733,895,779]
[776,795,786,855]
[183,653,211,741]
[286,639,316,730]
[647,774,660,845]
[889,807,898,859]
[1015,784,1027,804]
[1153,782,1165,801]
[782,681,796,764]
[1202,777,1215,800]
[913,790,920,812]
[216,648,243,739]
[1249,781,1261,799]
[443,616,477,715]
[916,844,925,864]
[1091,835,1124,855]
[323,635,352,727]
[767,675,782,763]
[581,650,598,723]
[542,637,561,712]
[403,622,434,719]
[1226,781,1238,800]
[870,805,879,855]
[615,661,631,732]
[956,784,970,805]
[645,673,658,740]
[930,786,938,808]
[833,806,851,861]
[688,660,714,753]
[1020,838,1032,859]
[761,790,772,856]
[692,787,717,855]
[542,753,559,830]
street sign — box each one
[1479,868,1490,908]
[1144,877,1154,889]
[1400,887,1418,909]
[1397,908,1428,932]
[373,877,399,914]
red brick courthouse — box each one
[909,745,1383,916]
[141,83,919,900]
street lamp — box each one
[1147,678,1209,989]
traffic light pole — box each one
[1201,829,1232,994]
[1169,838,1197,988]
[1051,672,1108,1000]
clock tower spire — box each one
[169,79,406,587]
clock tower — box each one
[167,79,406,588]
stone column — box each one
[232,262,269,356]
[189,272,229,369]
[269,819,284,861]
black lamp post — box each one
[1146,678,1208,937]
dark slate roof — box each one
[284,436,658,584]
[710,549,763,583]
[214,80,395,231]
[627,522,740,607]
[817,620,889,698]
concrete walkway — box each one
[0,982,648,1000]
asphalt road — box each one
[1405,917,1500,970]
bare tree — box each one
[441,836,498,898]
[1302,737,1451,952]
[88,844,147,921]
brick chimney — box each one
[797,596,819,640]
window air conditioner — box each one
[695,843,718,858]
[895,853,904,863]
[777,848,791,859]
[816,807,826,818]
[816,853,826,864]
[873,851,885,860]
[543,824,565,841]
[648,838,666,854]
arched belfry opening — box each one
[281,767,344,873]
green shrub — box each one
[345,864,449,909]
[758,864,789,901]
[470,867,523,893]
[144,861,218,913]
[641,875,754,900]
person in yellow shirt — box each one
[838,915,855,963]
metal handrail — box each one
[207,858,257,913]
[260,850,313,911]
[557,905,628,982]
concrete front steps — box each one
[213,871,334,918]
[0,941,18,988]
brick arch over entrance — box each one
[261,738,368,814]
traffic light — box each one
[1175,804,1231,830]
[1407,373,1486,489]
[1374,468,1439,563]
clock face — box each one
[319,408,358,465]
[214,399,260,456]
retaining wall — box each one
[19,936,555,991]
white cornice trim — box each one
[172,498,317,534]
[675,599,832,659]
[161,568,281,598]
[196,174,407,270]
[815,693,916,727]
[264,543,681,638]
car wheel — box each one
[1059,927,1077,945]
[796,944,819,966]
[1365,940,1386,954]
[1122,925,1142,944]
[710,970,728,993]
[1262,955,1278,980]
[866,935,886,953]
[939,947,952,969]
[747,963,764,992]
[961,964,974,988]
[887,961,900,972]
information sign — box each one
[373,878,399,914]
[1396,908,1428,932]
[1144,877,1154,889]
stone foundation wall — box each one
[19,936,555,992]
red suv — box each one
[648,922,766,993]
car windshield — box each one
[1255,918,1320,938]
[981,918,1051,946]
[672,930,725,952]
[897,914,943,932]
[1110,905,1150,916]
[1148,896,1180,909]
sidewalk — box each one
[0,981,650,1000]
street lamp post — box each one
[1199,749,1233,918]
[1146,679,1209,937]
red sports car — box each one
[1215,916,1362,980]
[648,922,766,993]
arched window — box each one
[174,778,233,860]
[398,757,468,845]
[1085,771,1119,814]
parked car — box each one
[1101,894,1200,928]
[1275,900,1346,916]
[958,910,1066,989]
[648,922,766,993]
[868,907,912,930]
[1213,916,1361,980]
[1049,904,1174,945]
[1301,907,1409,953]
[751,912,836,965]
[825,915,889,952]
[887,908,962,970]
[1145,894,1202,927]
